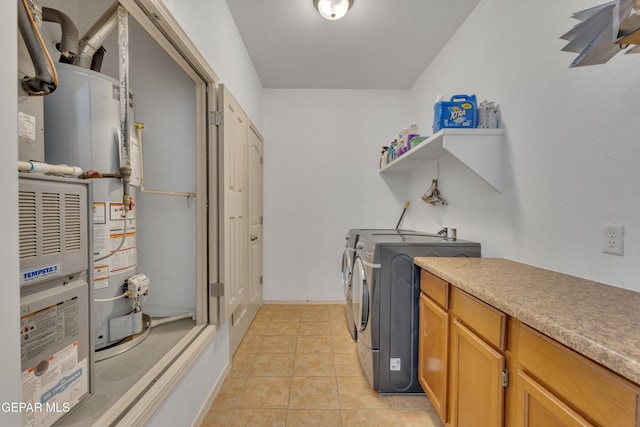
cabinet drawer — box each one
[515,322,640,427]
[420,270,449,309]
[450,287,506,350]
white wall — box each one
[405,0,640,290]
[98,18,199,316]
[263,89,412,301]
[161,0,264,128]
[1,0,23,424]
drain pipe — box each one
[42,7,78,64]
[74,2,118,69]
[18,0,58,95]
[134,123,197,200]
[19,160,82,176]
[150,313,194,328]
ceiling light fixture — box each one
[314,0,353,21]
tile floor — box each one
[200,304,444,427]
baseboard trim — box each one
[190,360,232,427]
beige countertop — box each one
[414,257,640,385]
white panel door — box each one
[229,123,264,355]
[248,123,264,308]
[218,84,248,322]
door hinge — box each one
[260,216,263,225]
[501,369,509,388]
[210,282,225,297]
[210,110,223,126]
[260,156,263,165]
[260,276,263,285]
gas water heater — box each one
[44,63,149,354]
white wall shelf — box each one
[379,128,505,193]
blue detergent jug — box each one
[432,94,478,133]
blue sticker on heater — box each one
[20,263,61,285]
[40,368,83,404]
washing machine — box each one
[341,229,436,340]
[352,232,480,393]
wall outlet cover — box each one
[603,224,624,256]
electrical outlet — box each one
[603,224,624,256]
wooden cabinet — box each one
[515,370,594,427]
[449,319,505,427]
[449,288,506,427]
[419,293,449,421]
[509,320,640,427]
[419,268,640,427]
[419,271,507,426]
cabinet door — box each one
[515,370,594,427]
[419,293,449,423]
[449,318,505,427]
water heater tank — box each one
[44,63,142,351]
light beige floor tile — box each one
[334,352,364,377]
[331,335,358,353]
[298,321,331,336]
[200,408,234,426]
[253,310,273,322]
[387,394,431,410]
[341,409,398,427]
[330,320,351,336]
[337,377,391,409]
[237,377,291,409]
[327,304,347,313]
[265,321,299,336]
[298,311,330,322]
[273,304,305,312]
[228,353,254,378]
[301,305,329,314]
[329,308,347,323]
[230,409,287,426]
[394,409,445,427]
[210,377,247,409]
[249,353,295,376]
[286,409,342,427]
[208,304,440,427]
[258,335,298,353]
[270,311,301,321]
[245,321,269,336]
[236,335,264,354]
[296,335,333,353]
[288,377,339,409]
[257,304,280,313]
[293,353,336,376]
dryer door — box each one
[352,256,370,335]
[341,247,352,299]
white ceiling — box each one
[225,0,481,89]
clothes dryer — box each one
[352,232,480,393]
[341,229,435,340]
